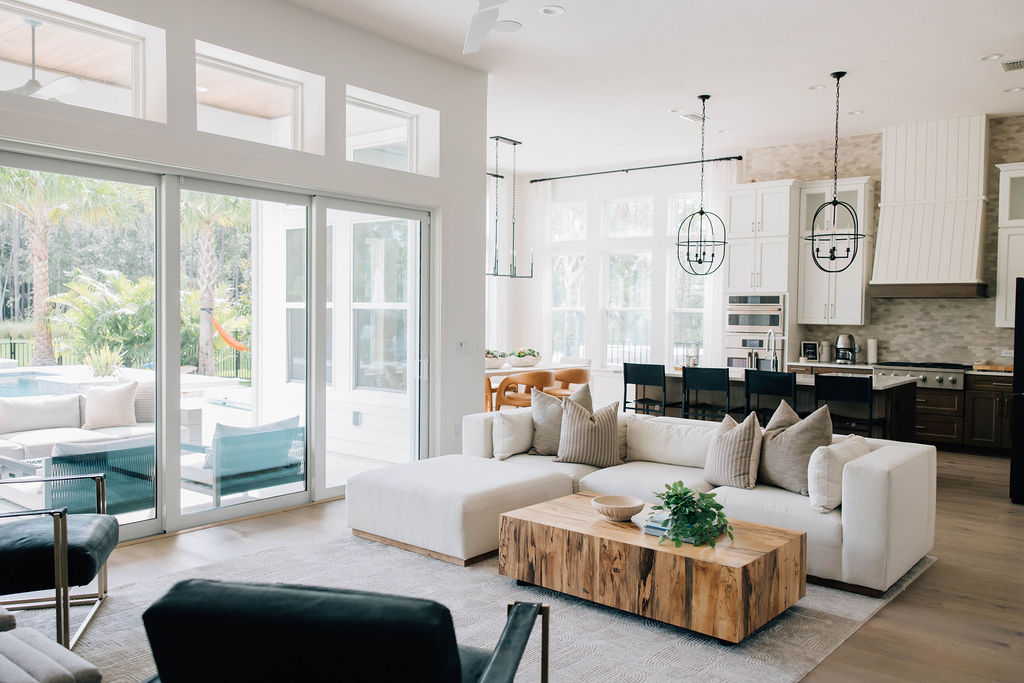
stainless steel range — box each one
[873,361,970,390]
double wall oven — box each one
[725,295,785,371]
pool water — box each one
[0,375,41,397]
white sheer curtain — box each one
[701,158,740,367]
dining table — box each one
[484,361,591,410]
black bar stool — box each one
[623,362,681,415]
[814,374,883,437]
[680,367,731,421]
[745,369,798,424]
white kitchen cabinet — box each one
[997,163,1024,228]
[996,227,1024,327]
[722,180,800,293]
[724,180,797,238]
[796,177,876,325]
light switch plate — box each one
[1002,349,1014,357]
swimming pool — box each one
[0,374,42,398]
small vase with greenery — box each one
[651,481,734,548]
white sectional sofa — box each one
[462,409,936,594]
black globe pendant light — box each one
[805,71,865,273]
[676,95,727,276]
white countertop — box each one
[788,361,875,371]
[966,370,1013,377]
[484,361,589,377]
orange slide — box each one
[213,315,250,353]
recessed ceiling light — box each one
[718,128,732,134]
[848,110,864,115]
[493,19,522,32]
[195,86,208,93]
[808,84,825,91]
[539,5,565,16]
[1005,87,1024,93]
[980,53,1004,61]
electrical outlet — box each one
[352,411,361,426]
[1002,349,1014,358]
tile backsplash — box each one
[742,116,1024,366]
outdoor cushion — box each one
[82,382,138,430]
[578,461,712,504]
[91,424,156,440]
[1,429,110,460]
[500,454,599,492]
[0,395,81,434]
[0,439,23,460]
[206,416,301,468]
[0,514,118,595]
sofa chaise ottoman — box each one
[346,454,573,565]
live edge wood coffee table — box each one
[498,492,806,643]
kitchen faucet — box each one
[766,330,780,372]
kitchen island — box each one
[657,370,917,441]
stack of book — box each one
[643,511,670,537]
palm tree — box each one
[180,191,251,376]
[0,168,122,365]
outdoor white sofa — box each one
[460,409,936,594]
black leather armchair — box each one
[142,579,549,683]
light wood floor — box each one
[107,451,1023,681]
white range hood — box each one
[869,115,989,298]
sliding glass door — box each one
[175,181,309,517]
[314,199,427,497]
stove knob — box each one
[948,376,957,385]
[935,376,944,384]
[919,375,927,382]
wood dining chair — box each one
[544,368,591,399]
[494,371,556,409]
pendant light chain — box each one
[832,74,840,199]
[676,94,727,276]
[699,96,706,208]
[485,135,532,278]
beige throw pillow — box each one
[492,410,534,460]
[758,402,833,495]
[703,412,762,489]
[554,398,620,468]
[807,435,872,512]
[82,382,138,430]
[530,384,594,455]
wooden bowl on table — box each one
[591,495,645,521]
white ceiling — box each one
[290,0,1024,175]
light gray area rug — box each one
[21,533,933,682]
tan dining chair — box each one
[494,371,556,409]
[543,368,591,399]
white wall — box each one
[0,0,487,457]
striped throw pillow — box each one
[554,398,620,468]
[703,412,763,489]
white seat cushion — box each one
[0,439,23,460]
[0,394,81,434]
[578,461,712,504]
[180,452,213,486]
[501,454,599,492]
[346,454,573,560]
[628,417,717,467]
[1,428,111,460]
[91,424,156,440]
[711,485,843,580]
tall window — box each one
[605,252,651,365]
[549,202,587,241]
[605,197,653,238]
[672,260,705,366]
[551,254,585,361]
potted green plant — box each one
[485,349,507,369]
[650,481,734,548]
[507,347,541,367]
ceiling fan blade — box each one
[463,6,499,55]
[33,76,81,100]
[478,0,507,9]
[6,79,42,96]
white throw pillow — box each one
[0,394,81,434]
[807,435,872,513]
[82,382,138,430]
[626,417,715,468]
[492,410,534,460]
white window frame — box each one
[603,195,654,239]
[669,253,706,367]
[603,249,652,367]
[549,253,586,362]
[548,201,588,242]
[345,97,417,173]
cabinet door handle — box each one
[757,273,762,287]
[751,220,756,234]
[990,382,1013,387]
[750,272,754,287]
[831,303,835,317]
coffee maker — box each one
[835,334,856,365]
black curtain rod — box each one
[528,155,743,184]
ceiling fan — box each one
[463,0,520,55]
[5,18,82,100]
